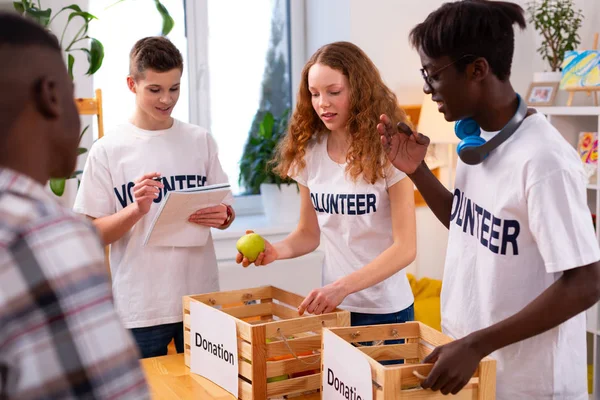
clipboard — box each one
[143,183,232,247]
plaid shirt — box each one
[0,168,149,399]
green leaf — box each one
[262,112,274,139]
[155,0,174,35]
[79,125,90,142]
[85,38,104,75]
[67,10,97,24]
[13,2,25,14]
[49,178,66,196]
[67,54,75,80]
[77,147,87,155]
[26,7,52,27]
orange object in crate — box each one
[183,285,350,399]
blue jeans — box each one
[130,322,184,359]
[350,304,415,365]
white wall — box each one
[301,0,600,279]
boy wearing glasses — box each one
[378,1,600,399]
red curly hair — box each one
[273,41,409,184]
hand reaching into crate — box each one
[298,281,348,316]
[417,336,484,395]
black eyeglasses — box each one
[420,54,477,91]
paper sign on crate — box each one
[190,301,239,398]
[322,329,372,400]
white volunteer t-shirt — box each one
[292,135,414,314]
[443,112,600,399]
[73,119,233,329]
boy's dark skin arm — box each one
[420,262,600,395]
[408,162,453,229]
[377,116,600,395]
[378,117,454,228]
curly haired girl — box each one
[238,42,417,344]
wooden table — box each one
[141,354,236,400]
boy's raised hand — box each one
[188,204,228,228]
[235,230,278,267]
[133,172,163,215]
[377,114,430,174]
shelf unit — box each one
[535,106,600,398]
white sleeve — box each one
[205,133,233,206]
[384,162,408,189]
[527,169,600,273]
[288,161,307,186]
[72,141,116,218]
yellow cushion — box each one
[407,273,442,331]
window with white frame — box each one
[186,0,293,196]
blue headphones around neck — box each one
[454,94,528,165]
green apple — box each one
[236,233,266,262]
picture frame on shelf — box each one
[525,81,559,106]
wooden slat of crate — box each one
[239,359,253,381]
[406,337,420,364]
[476,359,496,399]
[288,393,321,400]
[250,324,267,399]
[358,342,419,361]
[272,302,300,320]
[266,373,321,397]
[266,354,321,377]
[188,286,273,307]
[395,385,477,400]
[271,287,305,308]
[418,323,453,347]
[260,298,273,321]
[265,312,346,338]
[239,379,253,400]
[267,335,321,358]
[221,302,273,320]
[326,322,420,343]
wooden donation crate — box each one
[183,286,350,399]
[323,322,496,399]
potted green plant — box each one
[527,0,583,82]
[239,109,300,224]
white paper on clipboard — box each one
[143,183,231,247]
